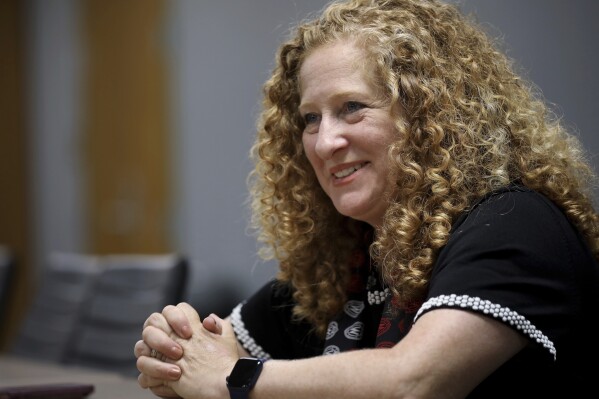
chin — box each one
[335,205,369,222]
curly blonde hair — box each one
[248,0,599,336]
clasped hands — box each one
[134,303,240,399]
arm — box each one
[253,308,526,399]
[139,304,527,399]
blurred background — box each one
[1,0,598,351]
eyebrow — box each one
[299,90,372,111]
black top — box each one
[230,186,599,397]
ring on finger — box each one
[150,348,166,361]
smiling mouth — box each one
[333,162,368,178]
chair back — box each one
[10,253,101,362]
[65,254,187,376]
[10,252,187,376]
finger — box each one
[136,355,182,382]
[211,313,235,340]
[142,326,183,360]
[135,339,170,362]
[137,371,164,389]
[138,373,181,399]
[202,313,222,335]
[175,302,202,327]
[134,339,151,358]
[150,385,182,399]
[163,304,194,339]
[143,311,170,331]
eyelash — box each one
[302,101,366,125]
[344,101,365,113]
[303,113,319,125]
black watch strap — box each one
[228,388,251,399]
[226,357,266,399]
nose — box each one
[314,116,349,160]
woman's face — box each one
[299,40,399,228]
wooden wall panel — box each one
[0,0,32,350]
[83,0,171,254]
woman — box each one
[135,0,599,397]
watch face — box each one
[228,358,263,388]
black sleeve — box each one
[230,278,324,360]
[415,187,597,362]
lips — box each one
[332,162,367,178]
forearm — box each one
[251,348,413,399]
[245,309,525,399]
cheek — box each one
[302,135,320,168]
[372,123,398,152]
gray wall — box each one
[27,0,599,315]
[166,1,332,314]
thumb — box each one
[202,313,222,335]
[211,313,235,340]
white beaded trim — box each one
[230,303,272,360]
[414,294,556,360]
[367,288,390,305]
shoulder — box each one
[452,185,565,235]
[421,185,597,360]
[446,185,587,265]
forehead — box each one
[298,41,372,98]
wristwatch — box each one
[226,357,265,399]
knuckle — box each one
[133,340,144,357]
[141,326,153,341]
[144,312,163,329]
[137,373,147,388]
[149,312,165,325]
[136,356,145,372]
[149,386,165,397]
[163,304,176,314]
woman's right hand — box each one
[135,304,198,398]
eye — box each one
[343,101,366,114]
[301,112,320,134]
[303,112,320,125]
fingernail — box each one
[181,325,191,337]
[168,367,181,378]
[171,346,182,357]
